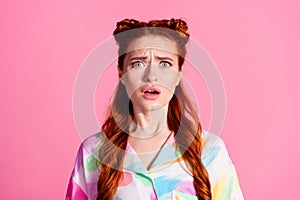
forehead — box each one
[126,48,178,59]
[126,35,179,56]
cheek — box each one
[121,71,143,98]
[129,90,142,105]
[164,89,176,101]
[157,73,180,91]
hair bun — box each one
[114,18,189,37]
[113,18,190,46]
[116,19,139,27]
[168,18,189,37]
[114,19,145,36]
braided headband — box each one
[114,18,189,37]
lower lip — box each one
[142,93,160,100]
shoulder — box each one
[76,132,106,182]
[66,132,105,199]
[201,130,245,199]
[201,129,225,149]
[201,129,233,169]
[76,131,106,165]
[80,131,105,152]
[71,131,106,175]
[201,130,230,158]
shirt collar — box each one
[123,132,183,174]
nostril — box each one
[144,76,158,82]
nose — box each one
[143,63,158,82]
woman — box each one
[66,18,244,200]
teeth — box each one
[144,90,159,94]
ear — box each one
[117,65,122,77]
[118,66,126,85]
[176,72,182,86]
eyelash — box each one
[131,61,145,68]
[160,61,172,68]
[131,61,173,68]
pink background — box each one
[1,0,299,199]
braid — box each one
[113,19,145,36]
[170,83,212,200]
[148,18,190,38]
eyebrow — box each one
[130,56,174,61]
[130,56,148,61]
[156,56,174,61]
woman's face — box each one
[120,35,182,112]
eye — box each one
[160,61,172,68]
[131,61,146,68]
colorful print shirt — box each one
[65,130,244,200]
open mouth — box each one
[144,90,160,94]
[142,86,161,100]
[142,86,161,94]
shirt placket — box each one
[122,135,182,200]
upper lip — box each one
[142,86,161,94]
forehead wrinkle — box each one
[128,48,178,59]
[125,35,180,58]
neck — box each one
[129,104,170,139]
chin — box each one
[135,101,168,112]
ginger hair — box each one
[96,18,212,200]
